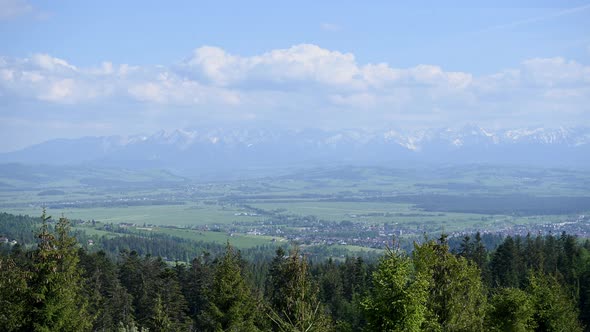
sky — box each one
[0,0,589,152]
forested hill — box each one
[1,212,590,331]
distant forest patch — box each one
[38,189,66,196]
[325,194,590,216]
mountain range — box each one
[2,126,589,171]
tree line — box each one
[1,212,589,331]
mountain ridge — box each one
[2,126,589,170]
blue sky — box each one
[0,0,589,151]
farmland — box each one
[1,164,590,251]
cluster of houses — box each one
[222,213,590,249]
[74,209,590,253]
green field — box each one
[2,202,267,226]
[153,227,283,248]
[2,164,590,251]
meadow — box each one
[2,164,589,249]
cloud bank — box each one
[0,44,589,149]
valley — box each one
[2,164,589,254]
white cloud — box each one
[361,63,402,88]
[186,44,362,88]
[521,57,590,87]
[38,78,75,102]
[186,46,244,85]
[330,92,376,108]
[128,82,164,103]
[0,44,588,133]
[0,69,15,81]
[31,54,77,72]
[21,71,44,83]
[128,71,240,106]
[87,62,114,75]
[183,44,476,93]
[0,55,111,103]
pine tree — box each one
[473,232,490,284]
[0,256,30,331]
[200,243,262,331]
[362,247,429,332]
[28,212,91,331]
[458,235,474,258]
[150,295,172,332]
[318,258,345,322]
[490,236,520,288]
[80,250,135,330]
[487,288,536,332]
[180,256,214,330]
[150,268,191,331]
[266,246,288,313]
[527,272,583,332]
[413,235,487,331]
[267,248,333,332]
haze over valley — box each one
[1,1,590,331]
[2,125,590,171]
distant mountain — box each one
[1,126,589,170]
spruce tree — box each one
[413,235,487,331]
[362,247,429,332]
[486,288,536,332]
[200,243,262,331]
[0,256,30,331]
[527,273,583,332]
[80,250,135,330]
[267,248,333,332]
[28,212,91,331]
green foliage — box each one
[150,295,173,332]
[487,273,584,332]
[0,212,38,244]
[151,268,192,331]
[266,247,333,332]
[118,251,191,331]
[178,255,214,329]
[413,235,487,331]
[458,232,490,283]
[527,273,583,332]
[490,236,522,288]
[579,246,590,328]
[362,247,429,332]
[1,210,589,331]
[487,288,536,332]
[28,211,92,331]
[0,256,30,331]
[79,250,135,331]
[200,243,262,331]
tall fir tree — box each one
[267,248,333,332]
[27,212,91,331]
[362,247,429,332]
[0,256,30,331]
[200,243,262,331]
[413,234,487,331]
[527,272,583,332]
[486,287,536,332]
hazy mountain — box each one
[2,126,589,171]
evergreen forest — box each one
[1,211,589,331]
